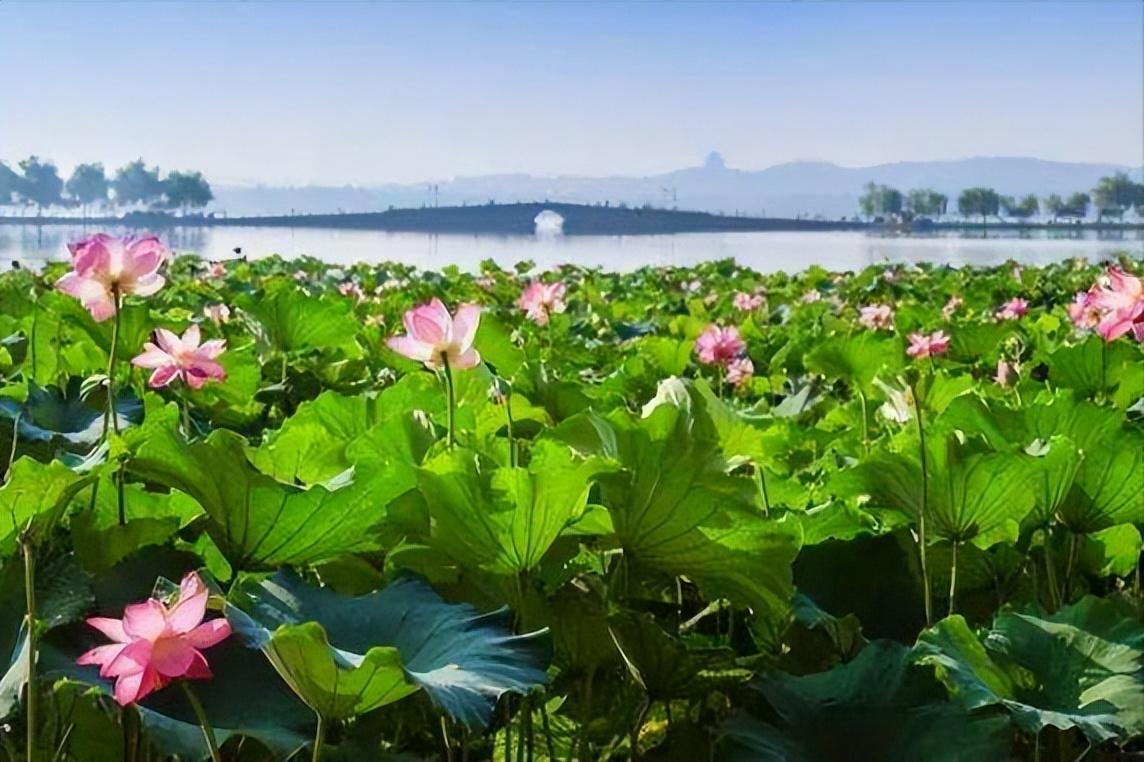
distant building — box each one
[704,151,727,170]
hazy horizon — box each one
[2,1,1141,187]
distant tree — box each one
[162,170,214,213]
[957,187,1001,230]
[66,162,109,217]
[1061,192,1090,220]
[906,188,948,219]
[17,156,64,214]
[859,182,904,219]
[0,161,21,207]
[1092,172,1142,220]
[1001,193,1039,221]
[113,159,164,208]
[1044,193,1064,222]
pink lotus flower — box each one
[338,281,366,302]
[77,572,231,706]
[132,324,227,389]
[996,297,1029,321]
[695,325,745,365]
[994,359,1016,387]
[732,292,765,312]
[941,295,963,320]
[518,281,567,326]
[205,261,227,279]
[725,356,754,387]
[907,330,951,359]
[858,304,894,330]
[1088,267,1144,342]
[1067,290,1101,330]
[55,234,169,322]
[682,279,702,294]
[801,290,822,304]
[387,298,482,370]
[203,304,230,325]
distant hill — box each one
[209,155,1140,219]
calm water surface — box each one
[2,225,1141,273]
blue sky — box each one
[1,1,1140,185]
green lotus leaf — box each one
[805,331,903,394]
[834,433,1038,547]
[244,284,360,354]
[551,379,803,643]
[128,419,401,568]
[719,640,1010,761]
[416,439,615,574]
[228,571,549,725]
[914,596,1144,743]
[1047,335,1143,400]
[941,393,1142,532]
[0,457,95,557]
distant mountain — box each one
[209,155,1140,219]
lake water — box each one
[2,224,1141,274]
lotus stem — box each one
[5,411,20,477]
[948,540,959,617]
[578,669,595,762]
[1042,527,1061,612]
[106,286,122,436]
[755,465,770,515]
[540,700,557,761]
[311,714,326,762]
[911,379,934,627]
[21,528,37,762]
[857,388,870,455]
[442,355,456,450]
[180,682,221,762]
[440,715,455,762]
[515,698,526,762]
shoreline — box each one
[2,201,1142,237]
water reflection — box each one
[1,223,1140,274]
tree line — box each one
[0,157,213,216]
[859,172,1144,224]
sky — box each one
[1,1,1141,187]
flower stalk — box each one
[442,355,456,450]
[180,682,222,762]
[21,528,37,762]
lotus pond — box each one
[0,238,1142,762]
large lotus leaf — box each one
[804,331,903,394]
[415,440,614,575]
[250,390,375,484]
[550,380,802,643]
[607,612,748,700]
[1080,524,1143,578]
[941,391,1123,453]
[244,284,360,354]
[718,640,1010,762]
[0,457,95,557]
[250,384,438,485]
[914,596,1144,743]
[228,571,549,726]
[127,417,399,569]
[0,380,140,447]
[1059,427,1144,533]
[834,433,1038,548]
[474,312,525,377]
[1047,335,1142,400]
[69,473,202,573]
[941,393,1141,532]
